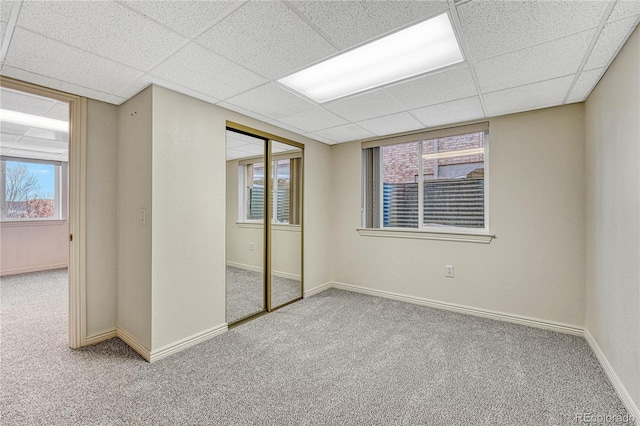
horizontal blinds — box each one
[423,178,484,228]
[362,122,489,149]
[383,183,418,228]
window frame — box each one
[1,156,65,222]
[238,153,302,226]
[361,123,492,240]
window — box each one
[1,157,63,221]
[362,124,488,233]
[242,156,302,225]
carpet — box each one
[0,269,634,425]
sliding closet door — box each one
[269,141,303,309]
[225,130,267,324]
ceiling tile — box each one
[0,121,29,136]
[313,123,375,143]
[303,132,336,145]
[24,128,68,142]
[324,89,405,122]
[45,103,70,121]
[0,87,57,116]
[356,112,423,137]
[0,133,21,144]
[410,97,484,127]
[288,1,448,50]
[150,43,266,101]
[457,1,608,61]
[483,76,574,117]
[218,101,275,125]
[17,136,68,151]
[475,30,593,93]
[196,1,336,79]
[223,83,316,119]
[607,1,640,23]
[584,16,638,71]
[0,1,12,22]
[121,1,240,38]
[4,29,144,100]
[0,21,7,50]
[278,107,347,133]
[567,68,604,103]
[384,65,478,111]
[17,1,187,71]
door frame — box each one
[1,76,87,348]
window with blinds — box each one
[363,125,487,231]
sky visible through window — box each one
[8,161,55,200]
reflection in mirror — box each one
[270,141,303,308]
[225,129,266,323]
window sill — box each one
[236,222,301,232]
[1,219,66,228]
[357,228,494,244]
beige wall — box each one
[330,104,586,327]
[151,86,226,350]
[116,87,153,350]
[0,220,68,275]
[86,99,118,337]
[585,26,640,409]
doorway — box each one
[0,76,86,348]
[225,123,303,326]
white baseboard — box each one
[1,263,68,276]
[226,261,301,281]
[304,281,332,298]
[584,329,639,421]
[149,323,228,363]
[330,281,584,336]
[116,327,151,362]
[85,329,117,345]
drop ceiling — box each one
[1,1,639,145]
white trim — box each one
[0,263,68,277]
[85,329,117,346]
[116,327,151,362]
[149,324,228,363]
[357,228,494,244]
[226,261,301,281]
[1,219,66,227]
[303,281,332,298]
[329,281,583,335]
[584,329,640,421]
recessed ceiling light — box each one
[0,109,68,132]
[278,13,463,103]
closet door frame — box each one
[226,122,304,324]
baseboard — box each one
[330,281,584,336]
[226,261,301,281]
[304,281,332,298]
[584,329,640,420]
[116,327,151,362]
[85,329,117,345]
[149,323,228,363]
[1,263,68,276]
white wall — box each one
[117,86,152,350]
[86,99,118,337]
[585,26,640,410]
[330,104,586,327]
[0,220,68,275]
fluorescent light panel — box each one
[279,13,463,103]
[0,109,68,132]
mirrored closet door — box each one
[225,124,303,326]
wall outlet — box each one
[445,265,454,278]
[140,208,146,225]
[249,242,254,251]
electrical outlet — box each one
[445,265,454,278]
[140,208,146,225]
[249,242,254,251]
